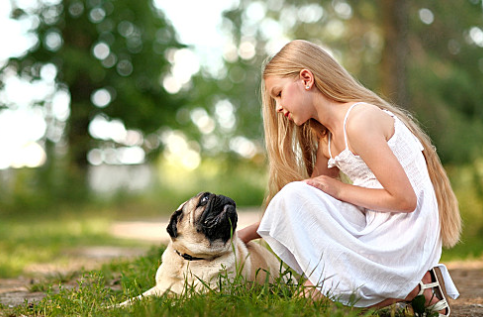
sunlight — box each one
[87,146,145,166]
[333,1,352,20]
[0,108,47,169]
[10,142,46,169]
[214,99,236,132]
[0,59,57,168]
[238,39,256,60]
[190,108,215,134]
[469,26,483,47]
[162,48,200,94]
[298,4,324,23]
[229,136,259,159]
[154,0,237,79]
[161,130,201,170]
[91,88,112,108]
[0,1,38,65]
[419,8,434,25]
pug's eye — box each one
[199,193,210,206]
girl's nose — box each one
[275,102,283,113]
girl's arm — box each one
[237,138,340,244]
[306,106,417,213]
[237,221,261,244]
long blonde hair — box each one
[261,40,461,248]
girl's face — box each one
[265,75,313,126]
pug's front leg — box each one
[118,286,170,307]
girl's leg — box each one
[299,279,325,301]
[301,270,448,316]
[370,270,449,315]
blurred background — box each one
[0,0,482,272]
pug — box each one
[119,192,282,306]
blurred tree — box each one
[380,0,409,108]
[218,0,483,164]
[3,0,185,193]
[406,0,483,163]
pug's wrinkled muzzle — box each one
[198,194,238,243]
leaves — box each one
[411,294,426,316]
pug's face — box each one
[166,192,238,257]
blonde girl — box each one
[238,40,461,315]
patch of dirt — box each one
[446,261,483,316]
[0,246,146,308]
[0,277,47,307]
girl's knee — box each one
[270,181,312,206]
[279,181,309,197]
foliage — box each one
[3,0,185,180]
[1,0,482,210]
[441,163,483,261]
[0,155,267,216]
[220,0,483,164]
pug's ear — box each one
[167,209,183,238]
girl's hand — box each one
[304,105,417,213]
[304,176,342,199]
[237,222,261,245]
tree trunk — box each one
[61,15,97,191]
[380,0,409,109]
[67,78,92,175]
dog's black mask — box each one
[197,192,238,244]
[166,192,238,244]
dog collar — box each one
[175,250,205,261]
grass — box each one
[0,246,416,317]
[0,213,148,278]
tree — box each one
[380,0,409,108]
[405,0,483,163]
[4,0,185,192]
[218,0,483,164]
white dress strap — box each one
[327,102,365,169]
[342,102,365,149]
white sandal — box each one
[416,266,451,317]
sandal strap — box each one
[422,267,451,317]
[427,298,449,316]
[417,280,440,296]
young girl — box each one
[238,40,461,315]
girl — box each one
[238,40,461,315]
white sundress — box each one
[257,102,459,307]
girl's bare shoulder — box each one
[346,104,394,140]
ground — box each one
[1,210,482,316]
[445,260,483,316]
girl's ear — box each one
[299,69,314,88]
